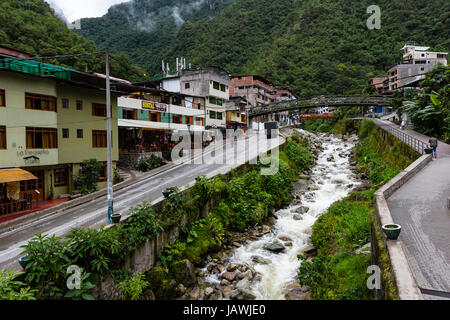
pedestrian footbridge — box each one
[248,95,392,118]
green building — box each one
[0,47,128,208]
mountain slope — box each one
[77,0,236,76]
[77,0,449,97]
[165,0,450,97]
[0,0,146,81]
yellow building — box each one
[0,52,123,204]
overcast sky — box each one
[44,0,130,22]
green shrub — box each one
[73,159,103,195]
[137,155,165,172]
[67,227,123,275]
[20,233,71,299]
[0,270,36,300]
[284,139,312,172]
[118,273,149,300]
[123,201,164,245]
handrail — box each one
[373,121,428,155]
[248,95,392,117]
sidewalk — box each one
[377,119,450,299]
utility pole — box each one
[106,48,114,224]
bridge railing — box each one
[248,95,392,117]
[375,122,428,155]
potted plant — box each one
[18,255,32,269]
[382,224,402,240]
[111,213,122,224]
[163,187,176,198]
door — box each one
[20,169,45,203]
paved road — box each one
[376,119,450,299]
[0,132,284,271]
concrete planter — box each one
[163,187,176,199]
[382,224,402,240]
[111,213,122,224]
[18,255,32,269]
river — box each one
[200,130,361,300]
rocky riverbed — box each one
[178,130,364,301]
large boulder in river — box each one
[171,260,197,287]
[284,283,311,300]
[252,255,272,265]
[263,241,286,253]
[147,266,165,289]
[293,206,309,215]
[221,272,237,282]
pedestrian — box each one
[401,120,406,130]
[429,136,438,159]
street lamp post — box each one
[105,48,114,224]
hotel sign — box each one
[142,101,167,112]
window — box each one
[62,98,69,109]
[92,103,106,117]
[185,82,190,89]
[185,116,193,125]
[217,98,223,106]
[76,100,83,110]
[25,93,56,111]
[209,111,217,119]
[122,108,137,120]
[77,129,83,139]
[54,168,68,187]
[209,97,217,105]
[220,84,227,92]
[92,130,107,148]
[26,127,58,149]
[213,81,220,90]
[197,118,204,126]
[217,112,223,120]
[172,115,182,124]
[150,112,161,122]
[0,89,5,107]
[0,126,6,149]
[62,128,69,138]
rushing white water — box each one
[205,132,361,300]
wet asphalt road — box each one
[0,132,284,271]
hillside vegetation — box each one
[78,0,449,96]
[0,0,146,81]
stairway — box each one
[116,167,133,182]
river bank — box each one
[180,129,364,300]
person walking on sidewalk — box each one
[401,120,406,130]
[429,136,438,158]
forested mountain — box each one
[0,0,146,81]
[78,0,449,97]
[1,0,448,96]
[77,0,236,77]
